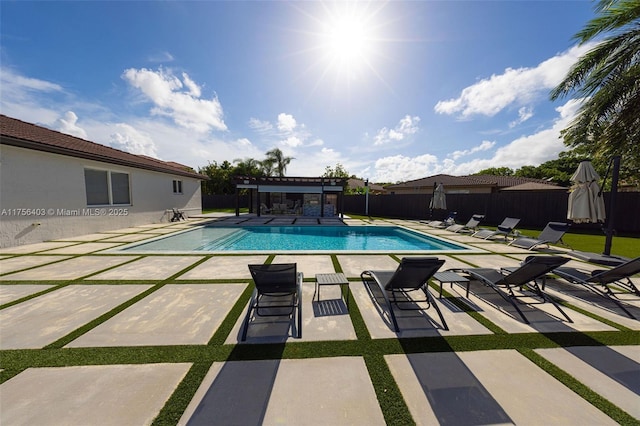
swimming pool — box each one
[119,225,473,253]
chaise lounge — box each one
[453,255,572,324]
[360,257,448,332]
[553,257,640,319]
[241,263,303,341]
[446,214,484,233]
[472,217,521,241]
[508,222,570,250]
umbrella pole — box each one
[603,156,620,255]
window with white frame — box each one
[84,168,131,206]
[173,179,183,194]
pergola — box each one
[234,176,348,218]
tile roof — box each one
[0,115,207,180]
[385,173,566,190]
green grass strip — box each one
[152,361,214,426]
[364,354,415,426]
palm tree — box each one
[550,0,640,184]
[233,157,263,177]
[264,148,294,177]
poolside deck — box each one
[1,214,638,425]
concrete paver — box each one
[39,242,124,254]
[0,255,72,275]
[177,255,268,280]
[336,254,399,278]
[0,241,78,254]
[0,363,191,426]
[88,255,204,280]
[100,234,158,243]
[0,284,55,304]
[53,233,120,241]
[272,254,335,277]
[0,255,139,281]
[67,283,247,347]
[386,350,617,425]
[180,357,385,425]
[536,346,640,418]
[0,284,152,348]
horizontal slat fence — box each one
[202,192,639,234]
[343,192,640,235]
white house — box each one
[0,115,207,248]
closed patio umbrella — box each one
[430,183,447,210]
[567,160,605,224]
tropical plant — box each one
[264,148,293,177]
[550,0,640,187]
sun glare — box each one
[318,3,380,79]
[326,17,367,63]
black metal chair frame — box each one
[455,256,573,324]
[241,263,303,341]
[170,208,186,222]
[472,217,521,241]
[508,221,571,250]
[360,257,448,332]
[554,257,640,319]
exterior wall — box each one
[0,145,202,247]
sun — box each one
[317,3,381,80]
[324,16,368,67]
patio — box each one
[0,214,638,425]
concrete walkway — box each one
[1,216,638,425]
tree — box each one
[264,148,293,177]
[550,0,640,186]
[198,161,235,195]
[513,152,585,187]
[233,157,263,177]
[474,167,514,176]
[322,163,350,178]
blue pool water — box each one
[121,225,467,252]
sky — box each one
[1,1,599,183]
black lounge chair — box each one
[360,257,447,332]
[568,250,631,267]
[241,263,303,341]
[170,208,186,222]
[456,256,572,324]
[508,222,570,250]
[446,214,484,233]
[472,217,521,241]
[554,257,640,319]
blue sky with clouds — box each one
[1,1,597,182]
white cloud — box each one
[434,43,593,119]
[371,98,581,181]
[372,153,438,182]
[147,51,175,63]
[54,111,88,139]
[108,123,158,157]
[449,140,496,160]
[0,68,63,94]
[281,136,303,147]
[509,106,534,128]
[248,117,273,133]
[122,67,227,133]
[374,115,420,146]
[235,138,253,147]
[277,113,297,132]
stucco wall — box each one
[0,145,202,247]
